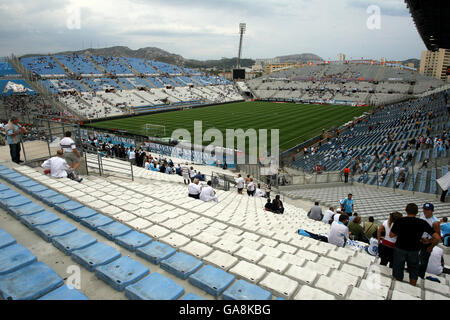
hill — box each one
[275,53,323,63]
[20,46,255,70]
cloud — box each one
[0,0,424,60]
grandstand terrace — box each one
[14,54,242,119]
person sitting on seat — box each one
[322,207,335,224]
[307,202,323,221]
[363,217,378,240]
[188,178,201,199]
[42,149,82,183]
[264,198,272,211]
[426,246,450,276]
[199,181,218,203]
[348,216,369,243]
[328,214,350,248]
[271,195,284,214]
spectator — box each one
[189,166,196,183]
[271,195,284,214]
[348,212,358,224]
[363,217,378,240]
[418,203,441,279]
[378,211,402,267]
[188,178,201,199]
[322,207,335,224]
[307,202,323,221]
[340,193,354,217]
[390,203,441,286]
[348,216,368,243]
[194,171,206,182]
[235,174,245,195]
[247,178,255,197]
[199,181,218,203]
[328,214,350,248]
[426,246,450,276]
[60,131,81,172]
[5,116,28,164]
[181,162,190,185]
[264,198,272,211]
[343,167,350,183]
[41,150,82,183]
[254,184,265,197]
[441,217,450,246]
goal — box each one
[144,124,166,138]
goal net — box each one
[144,124,166,138]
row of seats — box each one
[8,163,449,299]
[0,164,281,300]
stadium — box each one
[0,0,449,305]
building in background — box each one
[419,48,450,81]
[338,53,346,62]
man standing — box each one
[341,193,354,217]
[60,131,81,172]
[5,117,28,164]
[344,167,350,183]
[390,203,441,286]
[235,174,245,195]
[418,203,441,279]
[181,162,190,185]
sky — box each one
[0,0,426,61]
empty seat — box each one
[34,220,77,242]
[115,231,152,251]
[80,214,114,230]
[188,265,235,297]
[52,230,98,255]
[136,241,176,265]
[160,252,203,280]
[0,229,16,250]
[97,222,132,240]
[8,202,45,219]
[0,244,37,275]
[95,256,150,291]
[125,273,185,300]
[0,262,64,300]
[66,206,98,222]
[72,242,121,272]
[38,285,89,300]
[223,280,272,300]
[20,211,59,230]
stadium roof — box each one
[405,0,450,51]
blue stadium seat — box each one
[20,211,60,230]
[0,195,32,211]
[180,293,205,300]
[66,206,98,222]
[0,262,64,300]
[54,200,84,215]
[97,222,132,240]
[8,202,45,219]
[114,231,152,251]
[160,252,203,280]
[95,256,150,291]
[0,229,16,249]
[34,220,77,242]
[136,241,177,265]
[0,244,37,275]
[38,284,89,300]
[188,265,235,297]
[52,230,98,255]
[71,242,121,272]
[80,214,114,230]
[125,272,185,300]
[222,280,272,300]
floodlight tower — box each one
[237,23,247,69]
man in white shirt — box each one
[419,202,441,279]
[200,181,218,203]
[328,214,350,248]
[188,179,201,199]
[426,246,450,275]
[129,148,136,165]
[181,163,190,185]
[322,207,335,224]
[235,174,245,194]
[60,131,81,171]
[41,150,82,182]
[254,184,265,197]
[247,178,255,196]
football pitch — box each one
[87,101,370,152]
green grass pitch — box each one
[87,101,369,152]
